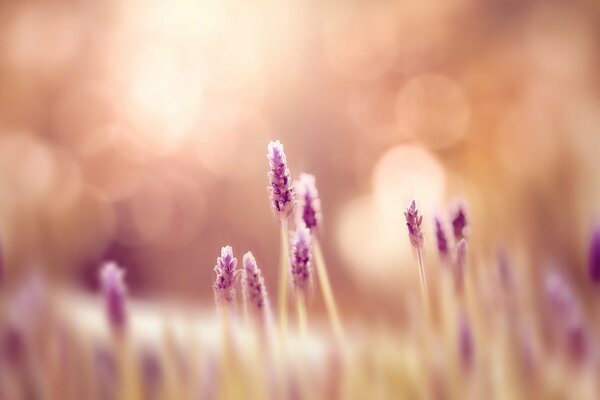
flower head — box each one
[544,270,578,317]
[434,215,449,260]
[213,246,239,304]
[450,199,469,242]
[267,140,295,220]
[405,200,424,250]
[100,262,127,333]
[296,173,322,232]
[242,251,268,313]
[290,224,313,293]
[589,224,600,283]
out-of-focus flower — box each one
[140,348,163,395]
[242,251,268,313]
[290,224,312,294]
[405,200,424,250]
[543,269,593,365]
[94,346,119,394]
[497,248,513,293]
[267,140,295,221]
[544,270,577,317]
[450,199,468,242]
[100,262,128,333]
[589,225,600,283]
[213,246,239,305]
[434,215,449,261]
[296,173,322,233]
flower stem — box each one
[278,219,289,346]
[416,247,428,304]
[313,238,345,344]
[297,295,307,342]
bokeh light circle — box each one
[395,74,470,149]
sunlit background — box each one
[1,0,600,363]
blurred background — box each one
[0,0,599,323]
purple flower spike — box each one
[296,173,322,232]
[450,199,468,241]
[434,215,449,260]
[242,251,268,313]
[290,224,313,293]
[497,248,513,293]
[405,200,424,250]
[267,140,295,220]
[100,262,128,333]
[544,270,577,317]
[213,246,239,305]
[589,225,600,283]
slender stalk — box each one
[313,238,345,344]
[296,295,307,342]
[416,247,428,303]
[296,294,310,400]
[278,219,289,345]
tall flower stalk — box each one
[405,200,427,301]
[296,173,345,343]
[267,140,295,344]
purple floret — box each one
[267,140,295,220]
[296,173,322,232]
[242,251,268,312]
[405,200,424,250]
[434,215,448,259]
[213,246,239,304]
[100,262,128,332]
[290,224,312,293]
[450,200,468,241]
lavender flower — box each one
[267,140,295,220]
[100,262,128,333]
[434,215,449,260]
[290,224,312,293]
[589,224,600,283]
[213,246,239,305]
[405,200,424,249]
[140,348,163,396]
[497,248,513,293]
[543,269,592,364]
[450,199,468,241]
[296,173,322,232]
[242,251,268,312]
[543,270,577,317]
[94,346,119,392]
